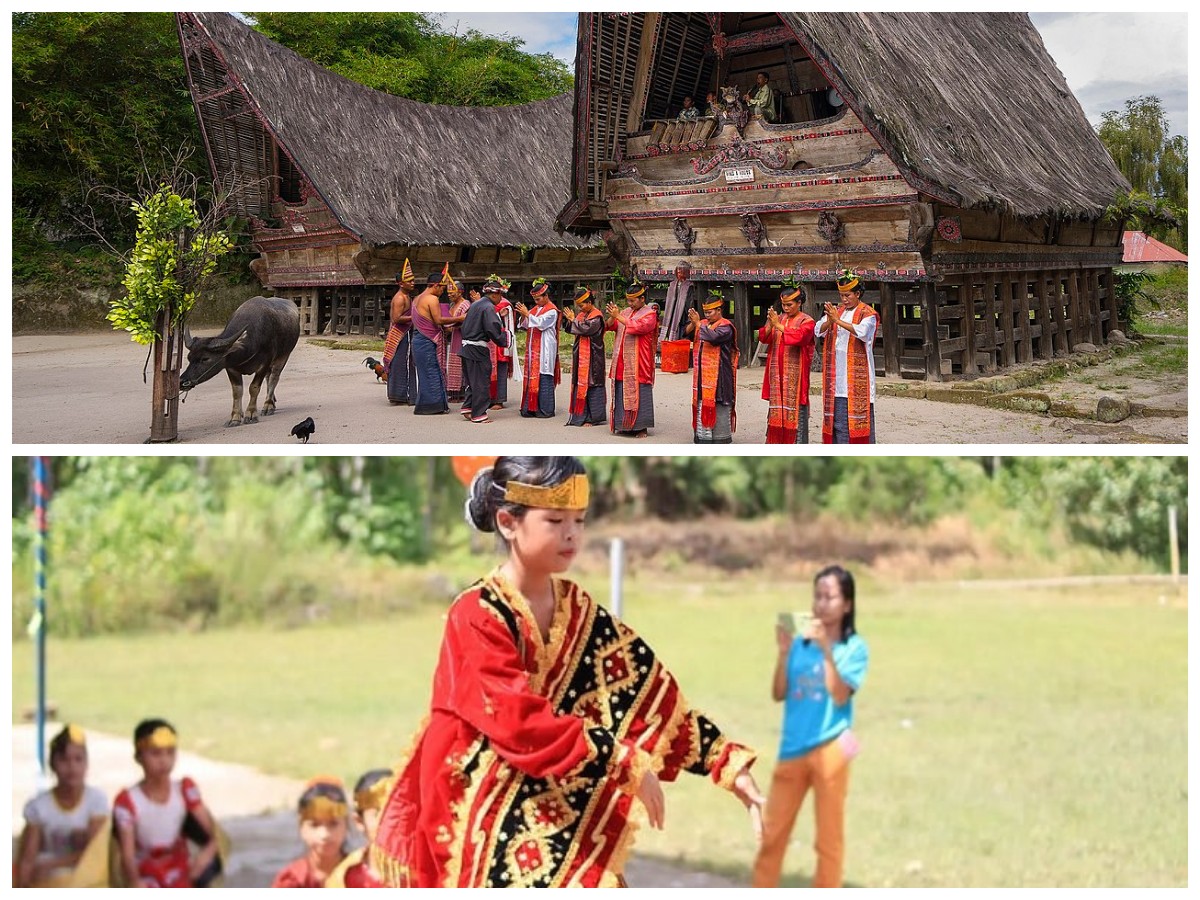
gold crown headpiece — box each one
[836,269,860,293]
[354,777,392,813]
[503,474,590,511]
[300,795,349,821]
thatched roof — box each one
[186,12,596,249]
[780,12,1130,217]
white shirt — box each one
[23,786,109,867]
[114,779,202,854]
[815,307,878,401]
[526,306,560,376]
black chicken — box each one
[363,356,386,381]
[290,417,316,443]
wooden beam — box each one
[1065,269,1082,351]
[958,282,976,375]
[1102,267,1119,337]
[1034,271,1054,360]
[625,13,662,132]
[981,275,998,372]
[921,282,943,381]
[729,281,752,366]
[999,275,1015,368]
[1050,270,1068,356]
[1017,273,1033,363]
[721,25,795,54]
[880,282,900,376]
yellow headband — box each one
[354,778,392,813]
[67,724,87,746]
[299,795,348,821]
[625,284,646,299]
[574,288,592,305]
[703,299,723,311]
[780,287,802,303]
[837,276,861,293]
[136,726,177,751]
[504,474,590,510]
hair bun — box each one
[467,467,498,533]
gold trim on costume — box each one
[503,474,589,511]
[135,726,176,751]
[702,299,724,311]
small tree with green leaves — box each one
[109,184,233,441]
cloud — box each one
[432,12,578,63]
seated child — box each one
[112,718,221,888]
[326,769,392,888]
[15,724,110,887]
[272,777,350,888]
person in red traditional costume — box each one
[272,777,351,888]
[444,282,473,405]
[112,719,221,888]
[373,456,766,887]
[484,275,520,409]
[562,286,607,426]
[687,290,739,444]
[605,283,658,438]
[384,260,416,405]
[515,278,561,418]
[760,284,816,444]
[815,271,880,443]
[326,770,391,888]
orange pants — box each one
[751,737,851,888]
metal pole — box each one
[33,456,49,777]
[610,537,625,619]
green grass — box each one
[11,576,1187,887]
[1123,344,1188,377]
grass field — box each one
[10,573,1187,887]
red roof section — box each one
[1122,231,1188,264]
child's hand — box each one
[637,770,665,830]
[806,619,830,650]
[774,624,794,655]
[732,768,766,842]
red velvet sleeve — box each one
[783,317,815,347]
[757,324,772,344]
[624,309,657,335]
[433,596,649,791]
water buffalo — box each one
[180,296,300,427]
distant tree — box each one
[248,11,572,106]
[11,12,202,243]
[1099,96,1188,250]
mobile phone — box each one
[776,612,796,634]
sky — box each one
[432,10,1188,139]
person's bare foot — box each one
[633,429,649,439]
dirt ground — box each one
[10,725,738,888]
[12,331,1183,444]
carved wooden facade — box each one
[558,12,1129,378]
[178,12,613,336]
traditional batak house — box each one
[556,12,1132,377]
[177,12,612,336]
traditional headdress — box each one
[836,268,861,294]
[780,278,804,303]
[625,282,647,299]
[299,776,349,821]
[483,274,504,293]
[354,777,392,814]
[135,724,177,752]
[396,258,415,286]
[438,263,457,290]
[503,474,590,511]
[703,289,725,312]
[530,277,549,299]
[573,286,593,305]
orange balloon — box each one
[452,455,499,487]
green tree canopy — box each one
[1099,96,1188,250]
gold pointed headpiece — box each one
[503,474,590,510]
[136,725,178,751]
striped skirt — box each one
[411,333,448,415]
[490,362,510,405]
[520,374,557,418]
[566,384,607,426]
[694,402,733,444]
[610,382,654,434]
[386,332,412,404]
